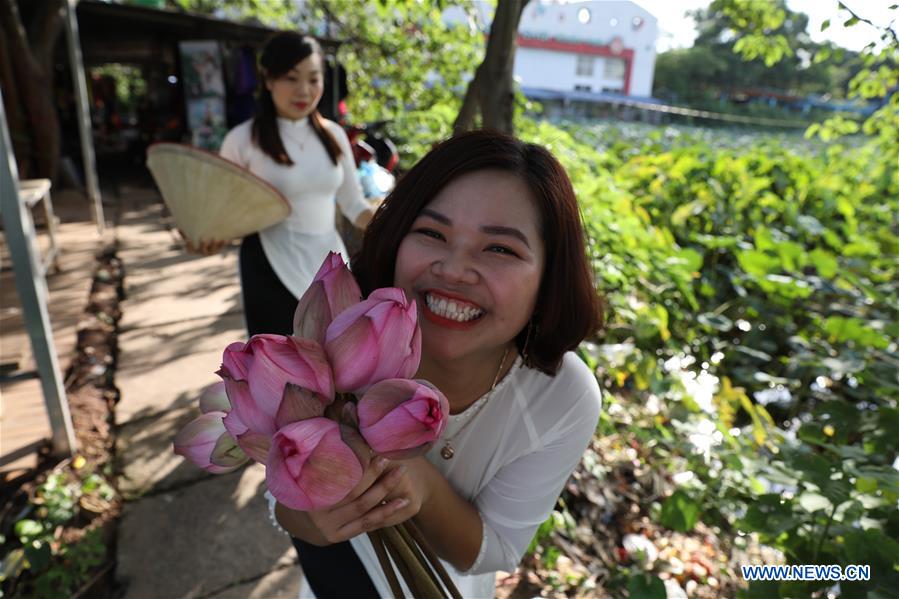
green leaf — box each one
[23,539,52,572]
[740,494,798,538]
[743,580,782,598]
[0,547,27,582]
[14,519,44,542]
[659,490,700,532]
[628,573,667,599]
[671,199,705,226]
[737,249,779,278]
[798,492,832,513]
[823,316,890,349]
[820,19,831,31]
[855,477,878,494]
[808,248,838,278]
[843,530,899,574]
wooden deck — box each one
[1,189,103,479]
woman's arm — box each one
[403,458,484,570]
[328,122,375,228]
[353,207,375,230]
[272,452,483,569]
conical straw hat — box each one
[146,143,290,246]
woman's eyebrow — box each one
[481,225,531,249]
[420,208,451,224]
[419,208,531,249]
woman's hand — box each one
[179,229,228,255]
[279,454,433,546]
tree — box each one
[453,0,529,134]
[168,0,295,27]
[296,0,481,129]
[652,46,727,103]
[0,0,65,180]
[720,0,897,147]
[297,0,531,137]
[653,0,863,105]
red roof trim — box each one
[517,35,634,59]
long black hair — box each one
[252,32,341,166]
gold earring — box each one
[521,320,535,362]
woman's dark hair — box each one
[352,130,604,375]
[252,32,341,166]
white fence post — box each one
[0,90,77,458]
[65,0,105,235]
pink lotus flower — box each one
[324,288,421,394]
[198,381,230,413]
[356,379,449,459]
[293,252,362,345]
[266,417,364,511]
[217,335,334,461]
[174,411,248,473]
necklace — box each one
[440,347,511,460]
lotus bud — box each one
[293,252,362,344]
[221,381,328,463]
[357,379,449,459]
[198,381,230,413]
[217,334,334,434]
[266,418,363,511]
[324,288,421,394]
[174,411,248,473]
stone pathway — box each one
[112,185,301,598]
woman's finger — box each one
[342,464,406,517]
[339,455,388,504]
[336,496,410,540]
[333,466,407,534]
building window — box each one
[603,57,626,80]
[576,55,594,76]
[574,84,592,92]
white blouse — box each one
[339,352,603,599]
[219,116,371,298]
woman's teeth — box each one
[425,293,484,323]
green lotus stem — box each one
[368,530,403,599]
[382,525,445,598]
[395,522,445,598]
[382,528,421,596]
[402,521,462,599]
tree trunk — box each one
[0,0,64,181]
[453,0,528,135]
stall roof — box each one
[75,0,340,49]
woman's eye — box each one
[413,228,444,240]
[488,245,519,257]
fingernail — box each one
[375,457,388,469]
[395,498,409,508]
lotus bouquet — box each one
[173,252,460,598]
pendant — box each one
[440,443,454,460]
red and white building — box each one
[515,1,657,97]
[446,1,658,101]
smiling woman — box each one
[187,32,378,339]
[271,130,605,599]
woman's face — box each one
[394,170,545,364]
[265,53,323,121]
